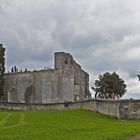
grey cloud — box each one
[1,0,140,98]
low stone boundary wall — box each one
[0,99,140,119]
[67,99,140,119]
[0,102,65,111]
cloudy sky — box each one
[1,0,140,98]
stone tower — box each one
[55,52,90,101]
[55,52,75,101]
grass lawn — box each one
[0,109,139,140]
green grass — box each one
[0,109,139,140]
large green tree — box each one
[92,72,127,99]
[0,44,5,99]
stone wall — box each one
[0,99,140,119]
[4,69,58,104]
[0,102,65,111]
[4,52,90,103]
[68,99,140,119]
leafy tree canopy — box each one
[92,72,127,99]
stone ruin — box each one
[4,52,91,103]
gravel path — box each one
[129,135,140,140]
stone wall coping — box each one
[0,102,65,106]
[0,99,140,106]
[4,69,58,76]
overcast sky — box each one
[1,0,140,98]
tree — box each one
[11,67,14,73]
[92,72,127,99]
[0,44,5,99]
[14,66,16,72]
[137,72,140,81]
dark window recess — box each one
[64,60,68,64]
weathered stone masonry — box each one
[4,52,90,103]
[0,99,140,119]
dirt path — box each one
[129,135,140,140]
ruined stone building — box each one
[4,52,90,103]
